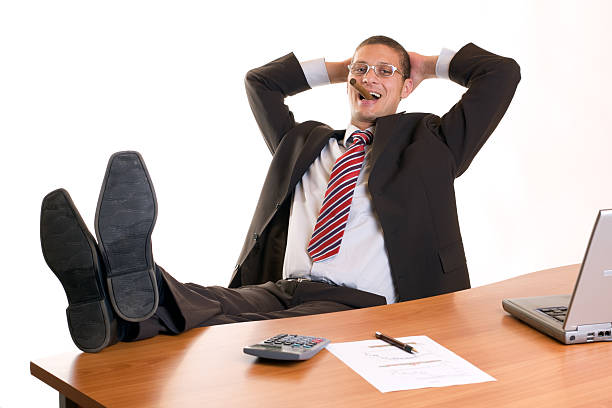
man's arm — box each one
[424,43,521,177]
[245,53,352,155]
[244,54,312,155]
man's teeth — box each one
[358,92,380,100]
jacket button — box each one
[252,233,258,241]
[275,202,281,210]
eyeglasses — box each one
[348,62,404,78]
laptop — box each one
[502,209,612,344]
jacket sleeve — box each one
[244,53,311,155]
[429,43,521,177]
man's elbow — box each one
[244,69,261,94]
[502,57,521,86]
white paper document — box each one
[326,335,495,393]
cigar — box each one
[349,78,374,100]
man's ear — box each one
[400,77,413,99]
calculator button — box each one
[245,334,330,360]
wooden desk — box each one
[31,265,612,407]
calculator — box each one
[243,334,331,360]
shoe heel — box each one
[107,268,158,321]
[67,299,116,353]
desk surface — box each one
[31,265,612,407]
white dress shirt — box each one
[282,49,456,304]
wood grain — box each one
[31,265,612,407]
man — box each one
[40,36,520,352]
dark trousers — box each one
[123,266,387,341]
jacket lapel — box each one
[286,127,344,197]
[370,113,401,167]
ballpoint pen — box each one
[375,331,418,354]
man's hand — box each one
[408,52,438,90]
[325,57,352,84]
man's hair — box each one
[355,35,411,79]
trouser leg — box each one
[201,280,386,324]
[203,300,354,325]
[124,266,290,340]
[124,267,387,341]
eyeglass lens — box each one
[350,63,395,77]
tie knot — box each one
[348,129,373,147]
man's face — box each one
[348,44,413,129]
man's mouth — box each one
[359,92,381,101]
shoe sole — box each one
[40,189,116,353]
[95,151,158,322]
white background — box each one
[1,0,611,406]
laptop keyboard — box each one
[538,306,568,322]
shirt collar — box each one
[342,125,375,148]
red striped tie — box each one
[307,129,373,262]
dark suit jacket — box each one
[229,43,520,302]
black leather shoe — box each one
[95,151,159,322]
[40,189,117,353]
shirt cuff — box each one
[300,58,331,88]
[435,48,456,80]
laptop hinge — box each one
[576,323,612,331]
